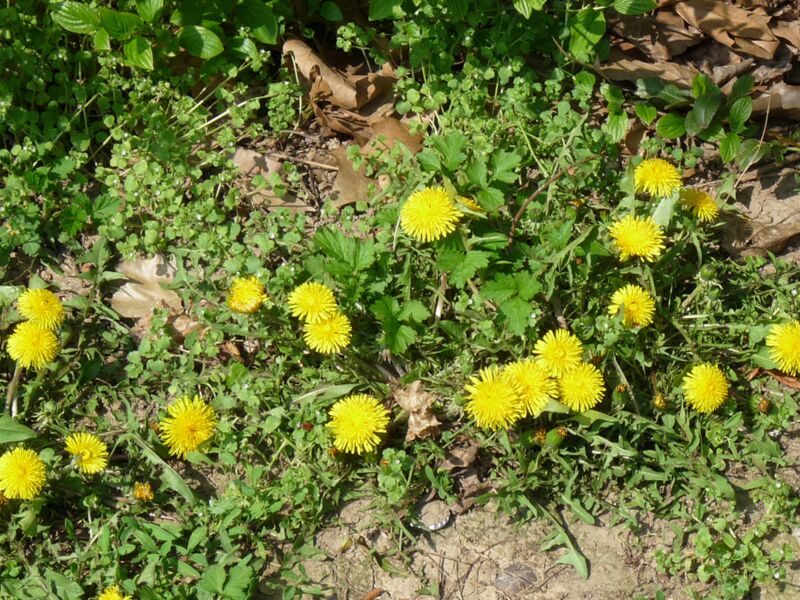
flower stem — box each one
[5,363,23,417]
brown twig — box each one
[508,156,594,242]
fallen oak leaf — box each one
[394,381,441,442]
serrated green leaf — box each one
[568,8,605,62]
[51,2,100,34]
[556,547,590,579]
[562,494,596,525]
[124,37,154,70]
[491,150,522,184]
[432,132,467,171]
[728,96,752,133]
[634,102,657,125]
[499,296,531,336]
[729,74,754,102]
[437,250,490,288]
[99,8,142,40]
[685,92,721,136]
[398,300,430,323]
[736,138,767,169]
[369,0,404,20]
[180,25,224,58]
[656,113,686,139]
[0,416,37,444]
[604,111,629,143]
[613,0,656,14]
[719,131,740,164]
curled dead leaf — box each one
[394,381,441,442]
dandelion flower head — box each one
[65,433,108,475]
[608,285,656,328]
[303,310,352,354]
[226,276,267,314]
[159,395,217,458]
[682,363,728,413]
[457,196,484,213]
[400,187,462,243]
[681,189,719,222]
[464,366,524,430]
[559,363,605,412]
[608,215,665,262]
[0,447,46,500]
[17,288,64,329]
[7,321,59,369]
[98,585,132,600]
[533,329,583,378]
[504,359,556,417]
[288,282,337,323]
[766,320,800,376]
[327,394,389,454]
[133,481,154,502]
[634,158,681,198]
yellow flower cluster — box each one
[65,433,109,475]
[463,330,606,431]
[159,395,218,459]
[400,187,463,243]
[288,282,351,354]
[97,585,133,600]
[226,276,268,314]
[7,288,64,369]
[326,394,390,454]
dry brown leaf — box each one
[767,370,800,390]
[364,117,424,155]
[440,440,480,471]
[598,49,699,87]
[394,381,441,442]
[773,23,800,51]
[752,82,800,119]
[330,144,374,208]
[231,147,311,213]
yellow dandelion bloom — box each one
[0,447,46,500]
[6,321,59,369]
[400,186,462,242]
[504,359,556,417]
[457,196,484,213]
[682,363,728,413]
[634,158,682,198]
[766,320,800,376]
[303,311,352,354]
[288,282,337,323]
[608,285,656,328]
[608,215,665,262]
[133,481,154,502]
[464,366,524,430]
[559,363,605,412]
[327,394,390,454]
[98,585,132,600]
[533,329,583,378]
[65,433,109,475]
[681,189,719,222]
[17,288,64,330]
[159,396,217,458]
[226,276,267,314]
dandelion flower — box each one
[504,359,556,417]
[159,396,217,458]
[533,329,583,378]
[303,310,351,354]
[226,276,267,314]
[288,282,337,323]
[464,366,524,430]
[559,363,605,412]
[682,363,728,413]
[400,187,462,242]
[6,321,59,369]
[0,447,46,500]
[327,394,389,454]
[98,585,132,600]
[634,158,681,198]
[766,320,800,376]
[65,433,108,475]
[608,285,656,328]
[133,481,154,502]
[608,215,665,262]
[457,196,484,213]
[681,189,719,222]
[17,288,64,329]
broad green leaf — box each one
[0,286,20,307]
[651,195,678,228]
[236,0,278,45]
[491,150,522,184]
[556,547,590,579]
[568,8,606,63]
[603,111,629,143]
[51,2,100,34]
[751,347,778,370]
[513,0,546,18]
[369,0,404,20]
[613,0,656,15]
[179,25,224,58]
[198,564,226,594]
[229,36,258,60]
[432,132,467,171]
[601,83,624,110]
[562,494,595,525]
[736,138,768,169]
[136,0,164,22]
[727,96,752,133]
[98,8,143,40]
[398,300,430,323]
[476,187,505,212]
[320,1,343,21]
[499,296,531,336]
[634,102,657,125]
[124,37,154,70]
[437,250,490,288]
[685,92,721,136]
[719,131,740,164]
[656,113,686,139]
[729,74,754,102]
[0,416,36,444]
[93,28,111,51]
